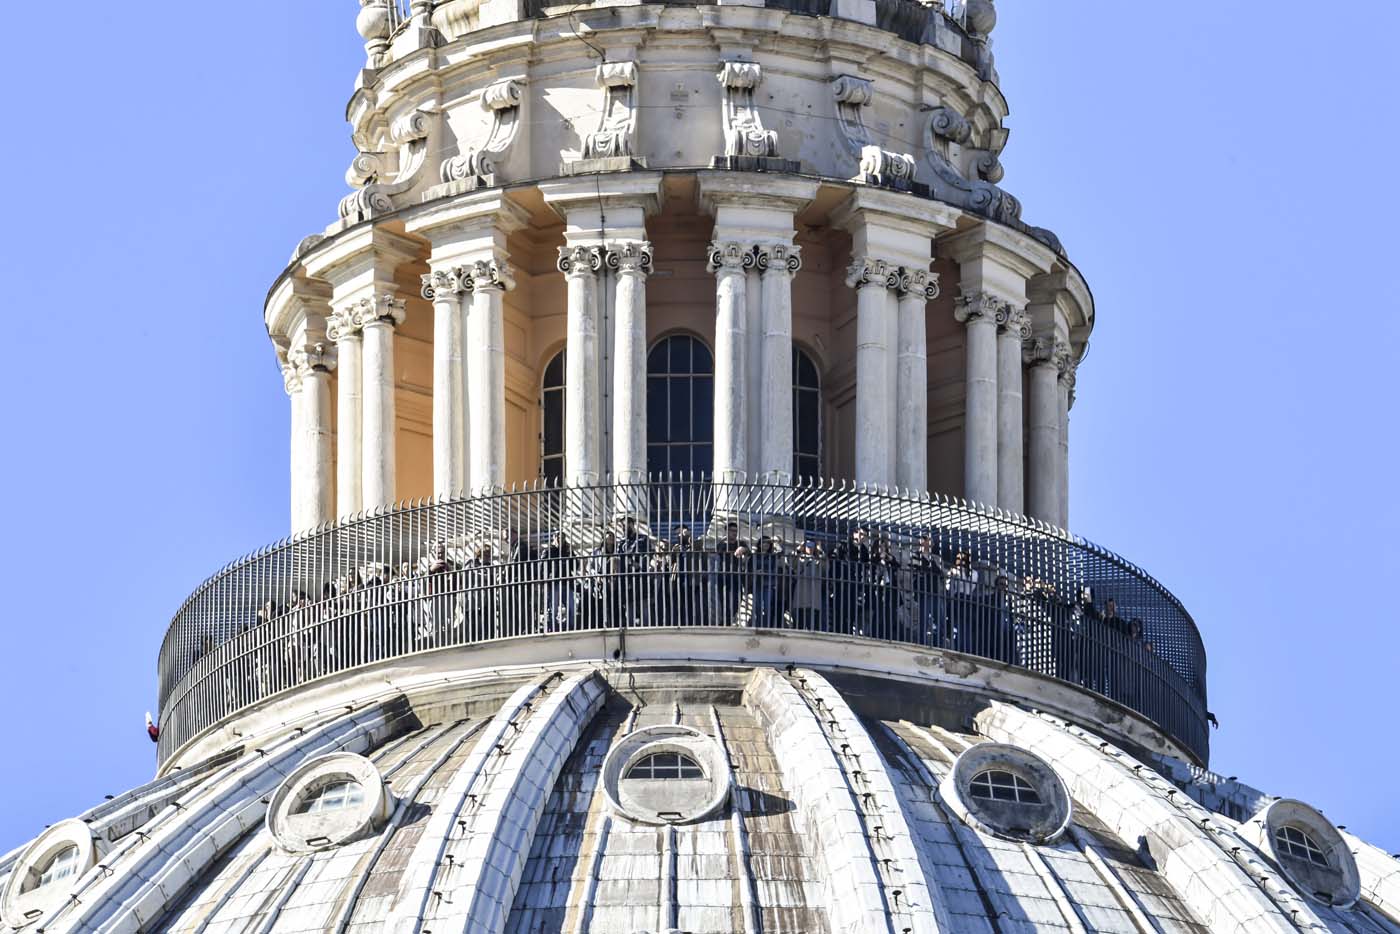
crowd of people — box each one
[188,516,1171,713]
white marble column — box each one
[996,304,1031,514]
[559,246,604,486]
[300,353,335,527]
[708,241,754,485]
[896,267,939,493]
[360,294,406,510]
[467,258,514,493]
[849,256,898,488]
[757,244,800,484]
[1058,354,1077,529]
[282,357,306,529]
[608,242,652,490]
[1023,339,1063,525]
[327,308,365,516]
[955,290,1002,507]
[422,268,471,498]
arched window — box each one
[539,350,566,486]
[626,752,705,780]
[294,780,365,815]
[793,346,822,481]
[1275,826,1329,867]
[32,846,79,891]
[968,769,1043,804]
[647,336,714,478]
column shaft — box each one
[561,248,603,486]
[469,263,511,492]
[426,272,469,498]
[302,367,335,526]
[758,246,798,484]
[1025,352,1060,524]
[1058,370,1074,529]
[996,308,1029,514]
[361,298,404,510]
[851,259,895,488]
[611,244,651,486]
[895,282,931,493]
[332,328,363,516]
[286,367,305,531]
[958,293,1000,507]
[709,242,751,484]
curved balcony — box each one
[156,479,1208,764]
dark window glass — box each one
[792,346,822,481]
[968,769,1043,805]
[647,335,715,479]
[626,751,705,780]
[539,350,566,484]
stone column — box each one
[1023,338,1063,525]
[466,258,514,493]
[955,290,1002,508]
[848,257,898,487]
[360,294,406,510]
[996,303,1031,514]
[422,268,471,498]
[896,267,939,493]
[608,242,653,494]
[708,241,754,486]
[559,246,604,486]
[1058,353,1077,529]
[299,350,335,527]
[282,356,306,529]
[327,308,365,516]
[756,244,800,485]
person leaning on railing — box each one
[670,526,701,625]
[791,539,825,632]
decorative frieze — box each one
[439,79,523,186]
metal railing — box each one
[156,478,1209,762]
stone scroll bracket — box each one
[429,77,525,198]
[711,60,801,174]
[338,107,441,225]
[565,61,646,176]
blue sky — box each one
[0,1,1395,856]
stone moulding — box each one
[338,107,439,222]
[437,77,524,188]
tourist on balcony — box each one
[616,516,651,625]
[751,535,787,628]
[711,521,746,625]
[791,539,825,632]
[538,532,574,632]
[587,530,621,628]
[870,534,900,638]
[670,526,701,625]
[946,551,980,653]
[465,542,499,640]
[825,530,862,634]
[500,529,534,633]
[909,536,947,647]
[981,574,1017,665]
[647,540,674,624]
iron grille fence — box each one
[156,477,1209,762]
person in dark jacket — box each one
[908,536,946,647]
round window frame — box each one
[601,724,730,825]
[1246,798,1360,909]
[265,752,392,854]
[0,819,99,929]
[940,743,1072,844]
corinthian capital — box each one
[953,288,1009,325]
[896,266,941,300]
[845,255,899,291]
[755,243,802,276]
[354,294,407,329]
[327,306,363,342]
[557,245,604,278]
[996,304,1031,339]
[706,240,757,274]
[420,268,471,302]
[605,242,654,276]
[1022,336,1059,367]
[1056,343,1078,389]
[466,258,515,292]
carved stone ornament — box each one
[858,145,918,188]
[1022,336,1059,367]
[953,289,1010,325]
[1055,341,1078,390]
[583,63,640,160]
[717,62,779,158]
[996,304,1031,339]
[755,244,802,276]
[605,242,654,276]
[831,75,874,154]
[897,267,941,300]
[339,108,440,221]
[327,306,363,343]
[356,0,392,69]
[706,240,758,274]
[466,258,516,292]
[928,106,972,146]
[348,294,407,329]
[420,268,471,302]
[845,256,902,291]
[440,79,524,184]
[556,245,605,277]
